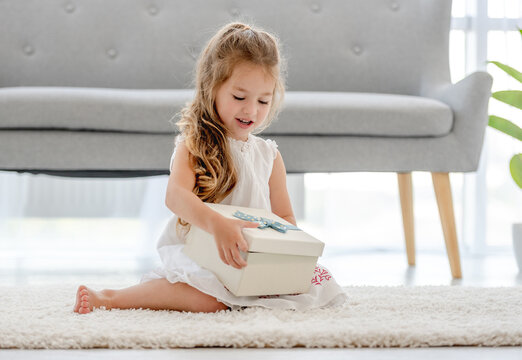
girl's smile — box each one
[236,117,254,128]
[215,62,275,141]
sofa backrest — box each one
[0,0,451,96]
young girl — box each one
[74,22,347,314]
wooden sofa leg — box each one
[398,172,415,266]
[431,172,462,279]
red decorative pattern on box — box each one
[311,266,331,286]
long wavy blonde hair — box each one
[173,22,286,237]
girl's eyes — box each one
[233,95,269,105]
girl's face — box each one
[215,62,276,142]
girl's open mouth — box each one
[236,118,253,128]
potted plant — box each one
[487,29,522,272]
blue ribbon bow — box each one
[233,210,301,233]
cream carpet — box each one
[1,285,521,349]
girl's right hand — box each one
[211,216,259,269]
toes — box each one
[78,286,88,296]
[79,306,91,314]
[79,299,91,314]
[74,286,86,312]
[74,285,94,315]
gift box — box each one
[182,203,325,296]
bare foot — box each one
[73,285,111,314]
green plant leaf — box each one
[489,115,522,141]
[510,154,522,189]
[492,90,522,110]
[488,61,522,82]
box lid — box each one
[205,203,324,257]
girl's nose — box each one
[243,100,256,116]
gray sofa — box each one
[0,0,493,278]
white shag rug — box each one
[1,285,521,349]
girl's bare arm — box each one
[165,141,223,234]
[165,140,255,269]
[268,150,297,226]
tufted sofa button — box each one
[352,45,363,55]
[390,1,400,11]
[64,2,75,13]
[230,7,240,17]
[106,48,118,59]
[23,45,34,55]
[148,5,158,16]
[311,3,321,12]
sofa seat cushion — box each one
[0,87,193,133]
[265,92,453,137]
[0,88,452,137]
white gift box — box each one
[182,203,325,297]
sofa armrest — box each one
[425,71,493,170]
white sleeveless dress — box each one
[140,133,348,311]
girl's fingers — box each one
[233,247,247,267]
[229,247,246,269]
[238,221,255,251]
[236,239,248,252]
[225,248,239,269]
[243,221,259,228]
[233,249,245,268]
[220,247,230,266]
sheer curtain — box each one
[0,172,30,218]
[467,0,522,253]
[0,172,171,274]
